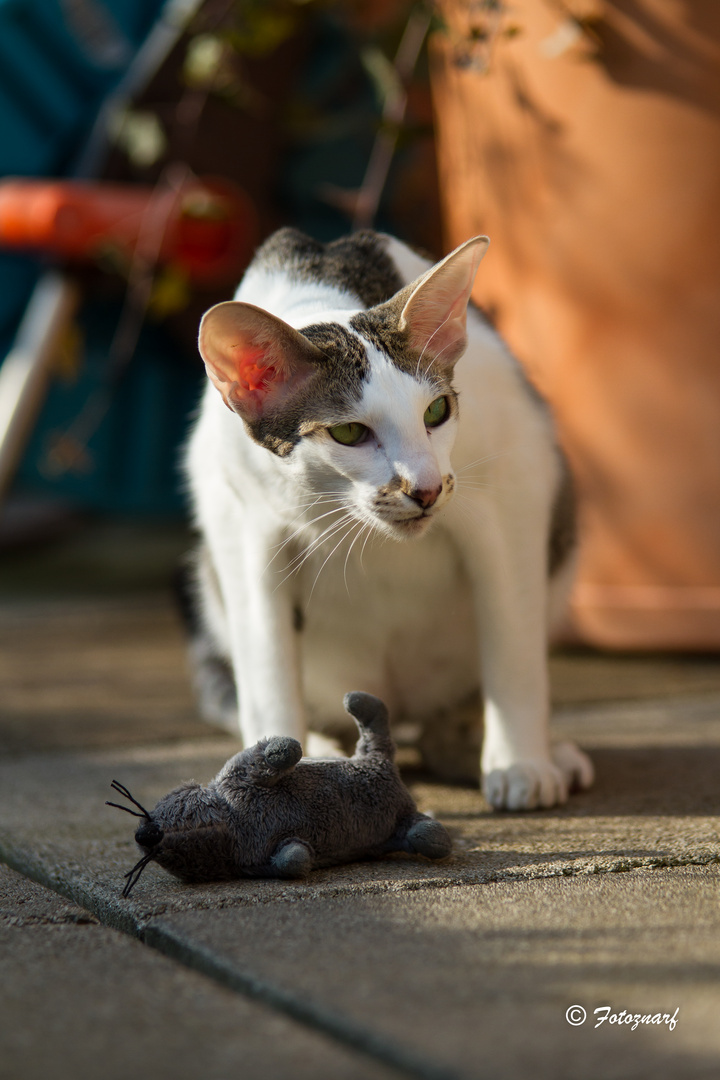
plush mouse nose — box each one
[407,483,443,509]
[135,821,164,848]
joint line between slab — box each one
[0,840,462,1080]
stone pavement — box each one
[1,593,720,1080]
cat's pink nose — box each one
[408,484,443,509]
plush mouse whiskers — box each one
[107,781,161,897]
[121,851,156,898]
[106,780,152,820]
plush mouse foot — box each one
[264,737,303,772]
[270,839,314,879]
[404,818,452,860]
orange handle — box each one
[0,178,257,284]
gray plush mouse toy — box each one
[108,692,452,896]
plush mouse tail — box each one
[343,692,395,759]
[343,692,389,731]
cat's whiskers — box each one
[359,524,375,572]
[342,519,371,594]
[271,515,352,588]
[456,479,492,491]
[456,450,508,474]
[455,441,541,487]
[269,489,351,553]
[287,497,347,522]
[456,474,517,501]
[286,497,348,537]
[453,491,493,530]
[307,517,362,603]
[273,514,355,594]
[264,502,348,574]
[280,512,354,577]
[453,450,514,500]
[293,489,350,507]
[272,496,336,542]
[288,492,353,525]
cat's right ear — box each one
[198,302,326,419]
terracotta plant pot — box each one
[430,0,720,649]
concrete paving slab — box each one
[0,597,235,754]
[549,650,720,705]
[0,863,397,1080]
[553,692,720,749]
[1,708,716,1080]
[157,866,720,1080]
[2,594,720,1079]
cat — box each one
[183,227,594,810]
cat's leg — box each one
[203,498,306,745]
[180,546,239,732]
[456,498,592,810]
[546,551,595,791]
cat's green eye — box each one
[328,422,369,446]
[424,396,449,428]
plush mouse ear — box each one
[198,301,327,419]
[398,235,489,368]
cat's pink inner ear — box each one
[400,235,489,366]
[198,301,317,416]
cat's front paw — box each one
[483,758,566,810]
[482,742,593,811]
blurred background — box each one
[0,0,719,658]
[0,0,442,602]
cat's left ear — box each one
[399,235,489,367]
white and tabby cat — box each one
[184,229,593,810]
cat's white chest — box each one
[298,523,478,728]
